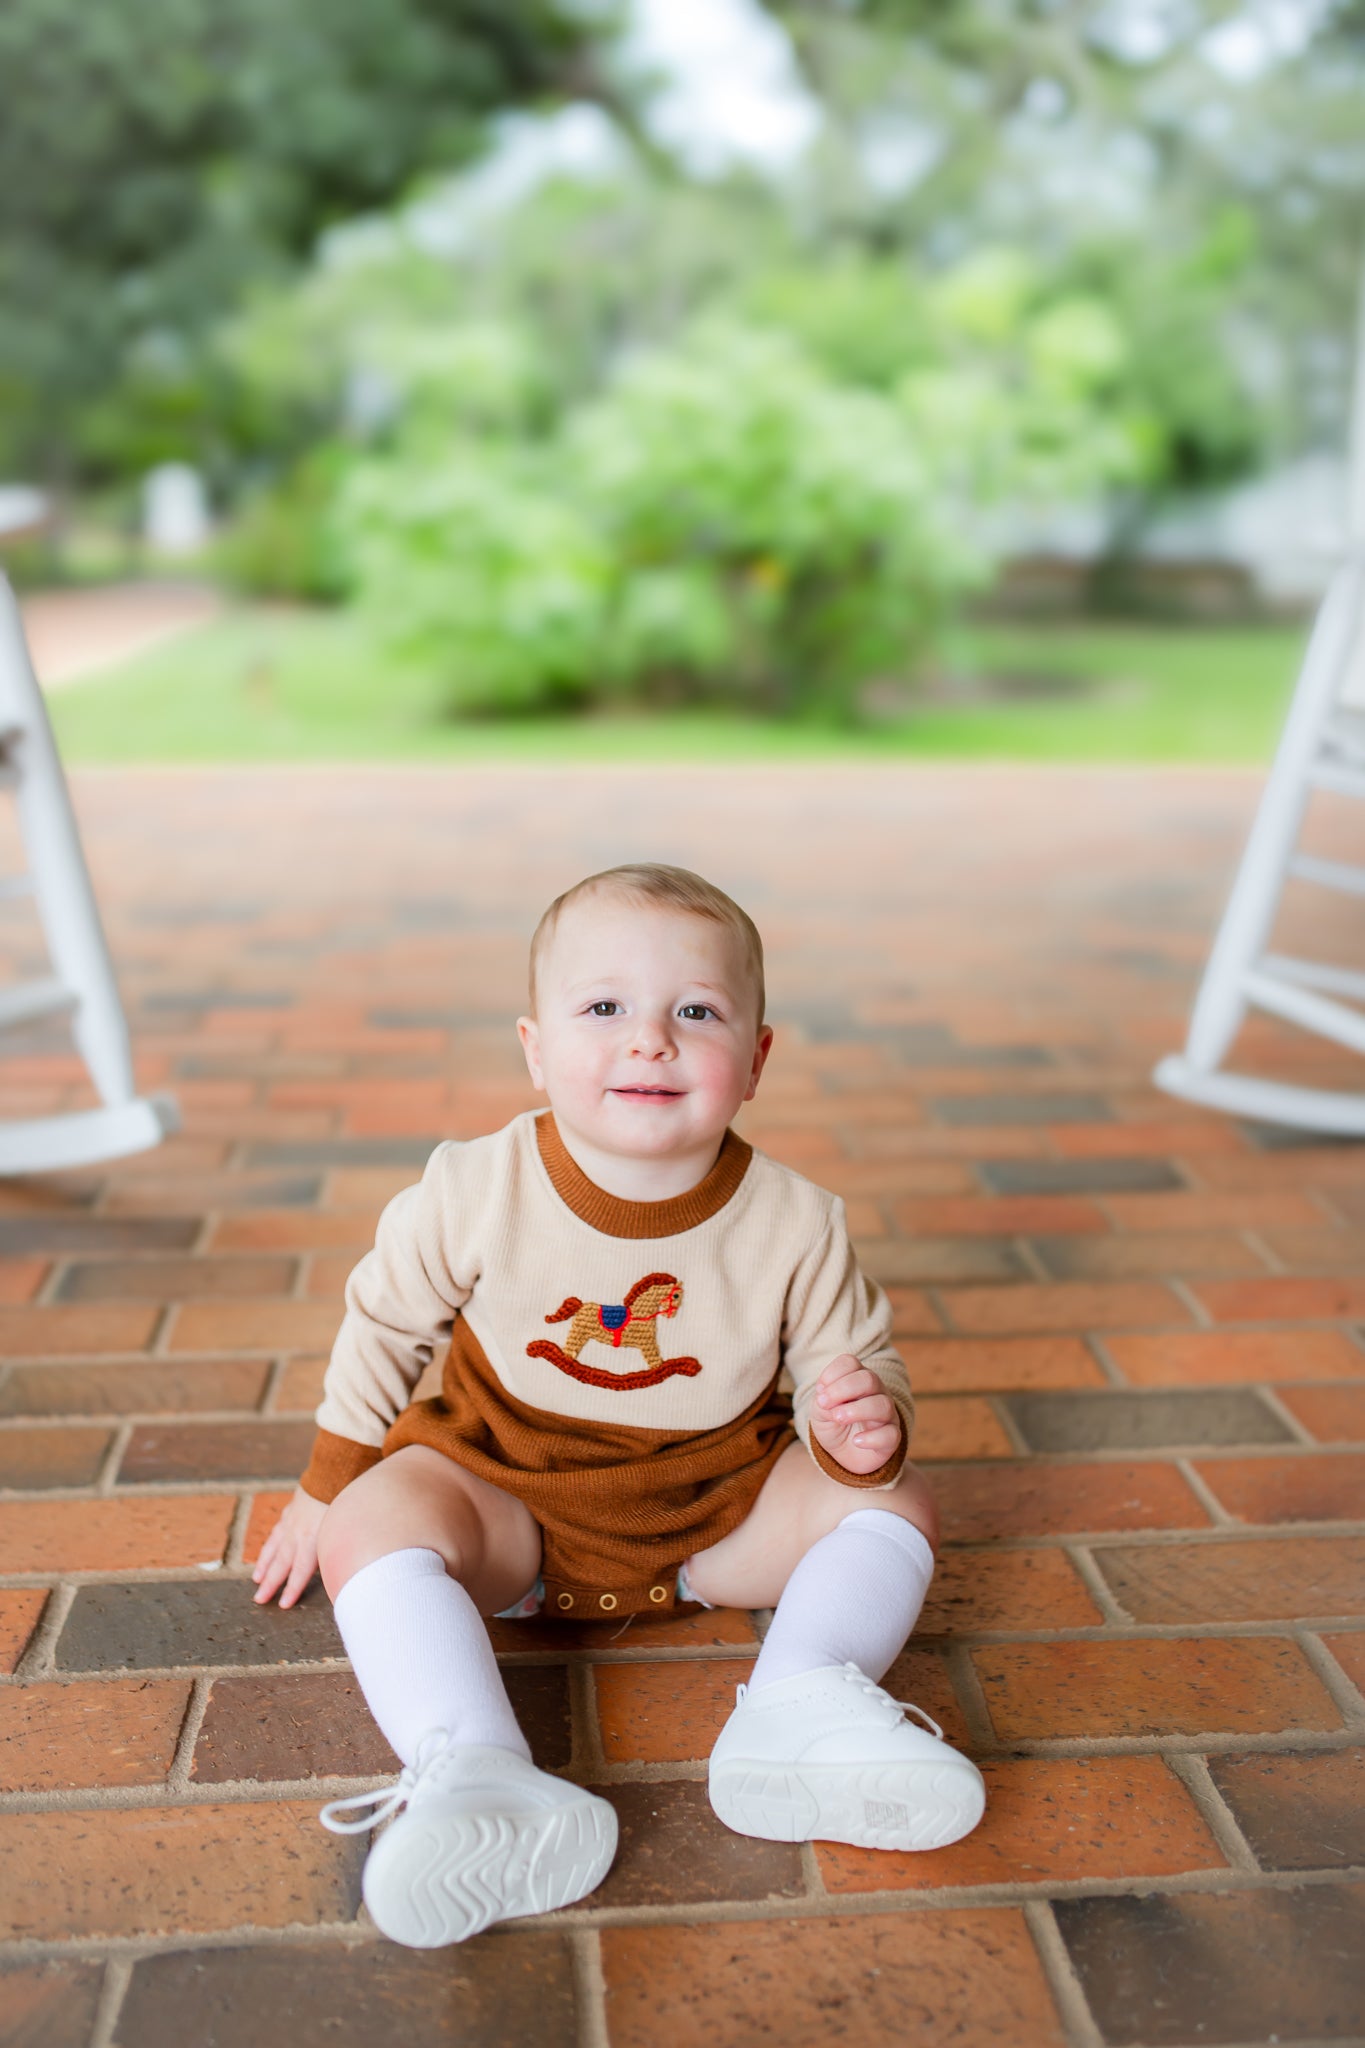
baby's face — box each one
[518,893,771,1163]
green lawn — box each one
[48,603,1307,765]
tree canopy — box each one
[0,0,618,473]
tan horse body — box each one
[527,1271,701,1391]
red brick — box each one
[0,1304,159,1356]
[941,1282,1190,1335]
[902,1336,1107,1394]
[0,1679,190,1789]
[817,1158,976,1197]
[863,1644,976,1749]
[0,1588,47,1672]
[596,1660,753,1762]
[1052,1120,1243,1156]
[913,1397,1016,1461]
[1194,1277,1365,1322]
[0,1258,48,1303]
[0,1424,110,1488]
[0,1961,103,2048]
[1108,1330,1365,1385]
[0,1357,271,1416]
[931,1459,1209,1543]
[919,1549,1104,1635]
[1102,1190,1326,1230]
[208,1210,381,1252]
[1209,1749,1365,1870]
[1322,1633,1365,1696]
[1277,1384,1365,1441]
[58,1255,296,1301]
[0,1801,361,1939]
[600,1909,1066,2048]
[270,1356,329,1411]
[974,1637,1343,1739]
[1193,1452,1365,1525]
[305,1252,357,1300]
[169,1300,342,1353]
[893,1195,1108,1236]
[0,1495,234,1572]
[242,1490,294,1565]
[885,1286,943,1336]
[1099,1536,1365,1624]
[818,1754,1226,1892]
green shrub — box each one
[335,323,984,721]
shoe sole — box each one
[363,1794,618,1948]
[709,1757,986,1851]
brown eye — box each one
[590,1002,620,1017]
[679,1004,713,1021]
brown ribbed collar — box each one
[535,1112,752,1239]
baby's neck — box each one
[549,1117,724,1204]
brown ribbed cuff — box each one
[299,1428,384,1505]
[808,1411,909,1489]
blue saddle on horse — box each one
[598,1303,628,1330]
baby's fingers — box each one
[831,1392,895,1427]
[277,1550,316,1611]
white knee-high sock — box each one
[748,1509,935,1692]
[332,1547,530,1767]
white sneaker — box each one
[320,1734,618,1947]
[708,1662,986,1851]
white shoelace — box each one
[733,1663,945,1739]
[319,1726,451,1836]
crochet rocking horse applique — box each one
[526,1271,702,1391]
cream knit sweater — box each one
[307,1110,914,1497]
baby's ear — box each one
[516,1015,545,1091]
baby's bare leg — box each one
[684,1439,937,1611]
[318,1445,541,1616]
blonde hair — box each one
[529,863,765,1021]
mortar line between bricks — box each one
[1168,1276,1214,1328]
[7,1862,1364,1965]
[1022,1898,1104,2048]
[1174,1455,1238,1527]
[1241,1227,1286,1275]
[147,1304,176,1359]
[93,1421,133,1495]
[1298,1629,1365,1726]
[166,1674,214,1793]
[14,1580,76,1680]
[1255,1383,1319,1445]
[87,1954,132,2048]
[1083,1335,1127,1387]
[259,1356,290,1415]
[223,1490,255,1569]
[569,1659,605,1776]
[569,1925,611,2048]
[34,1260,71,1307]
[1164,1751,1262,1874]
[798,1841,824,1898]
[989,1394,1033,1456]
[1064,1543,1132,1624]
[7,1726,1363,1812]
[944,1640,997,1752]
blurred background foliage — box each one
[3,0,1363,734]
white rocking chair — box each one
[0,573,177,1171]
[1155,550,1365,1134]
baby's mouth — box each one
[611,1086,684,1098]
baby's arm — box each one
[253,1144,474,1605]
[783,1196,913,1485]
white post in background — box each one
[1154,253,1365,1134]
[0,575,177,1171]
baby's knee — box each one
[871,1464,940,1555]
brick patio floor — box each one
[0,765,1362,2048]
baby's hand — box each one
[252,1485,327,1609]
[811,1353,902,1476]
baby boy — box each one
[254,862,984,1946]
